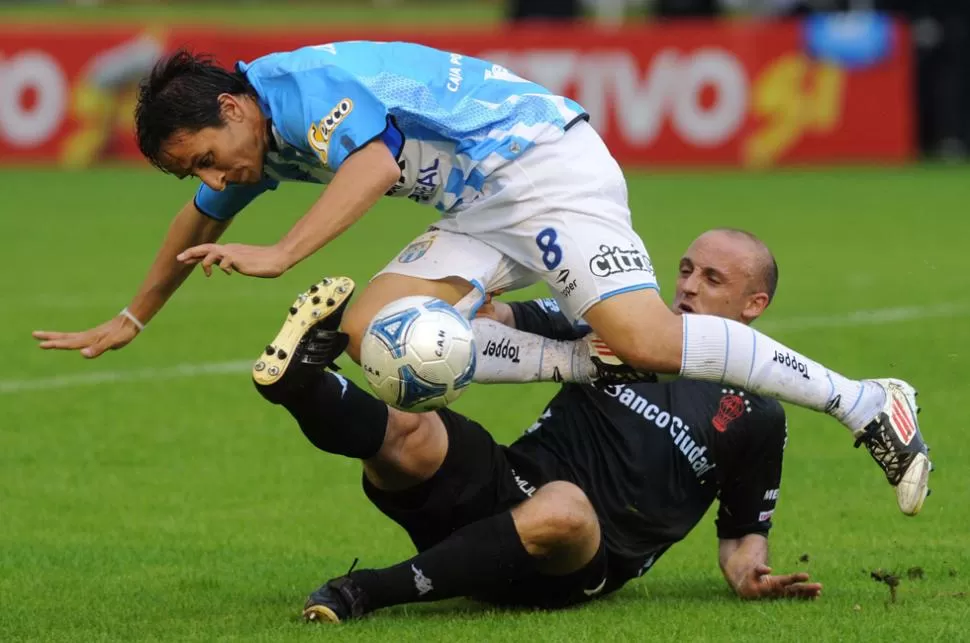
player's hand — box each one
[476,299,516,328]
[176,243,291,279]
[32,315,140,359]
[737,564,822,600]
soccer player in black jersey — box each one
[255,229,822,623]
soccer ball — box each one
[360,296,477,411]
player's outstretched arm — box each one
[718,535,821,600]
[32,199,229,358]
[176,140,400,278]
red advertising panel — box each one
[0,20,913,167]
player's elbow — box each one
[361,139,402,191]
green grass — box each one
[0,1,501,26]
[1,166,969,641]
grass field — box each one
[0,1,502,26]
[1,165,969,641]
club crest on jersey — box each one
[712,389,751,432]
[307,98,354,164]
[397,236,435,264]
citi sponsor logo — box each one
[589,245,654,278]
[603,385,715,478]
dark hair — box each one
[712,228,779,303]
[135,49,254,171]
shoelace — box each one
[854,423,908,485]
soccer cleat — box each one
[853,379,931,516]
[252,277,355,402]
[303,575,369,624]
[584,334,657,384]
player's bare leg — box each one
[363,409,449,492]
[340,273,475,363]
[581,288,931,516]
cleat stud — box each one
[337,286,347,294]
[289,306,298,315]
[312,296,321,305]
[265,345,275,355]
[277,349,287,359]
[326,298,335,307]
[268,366,280,376]
[322,278,332,285]
[254,361,265,372]
[309,285,319,293]
[311,309,321,318]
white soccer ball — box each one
[360,296,477,411]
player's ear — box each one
[218,93,244,123]
[741,292,770,324]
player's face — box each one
[159,94,266,190]
[672,231,767,324]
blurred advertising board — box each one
[0,15,913,167]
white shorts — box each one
[375,120,659,321]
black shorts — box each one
[362,408,614,609]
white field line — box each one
[0,360,253,395]
[758,301,970,332]
[4,302,968,395]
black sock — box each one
[348,510,536,611]
[275,371,387,459]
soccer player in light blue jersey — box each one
[33,42,929,515]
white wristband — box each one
[119,307,146,332]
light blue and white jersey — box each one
[194,41,588,221]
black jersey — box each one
[505,299,788,577]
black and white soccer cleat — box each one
[853,379,931,516]
[252,276,354,404]
[303,573,369,624]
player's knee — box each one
[364,410,446,491]
[515,481,598,555]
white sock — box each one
[680,314,886,433]
[470,318,595,384]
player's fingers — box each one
[177,244,216,262]
[81,335,114,358]
[787,583,822,599]
[200,251,223,278]
[200,251,221,269]
[218,256,234,275]
[476,303,496,319]
[777,572,811,586]
[37,335,93,350]
[33,330,72,341]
